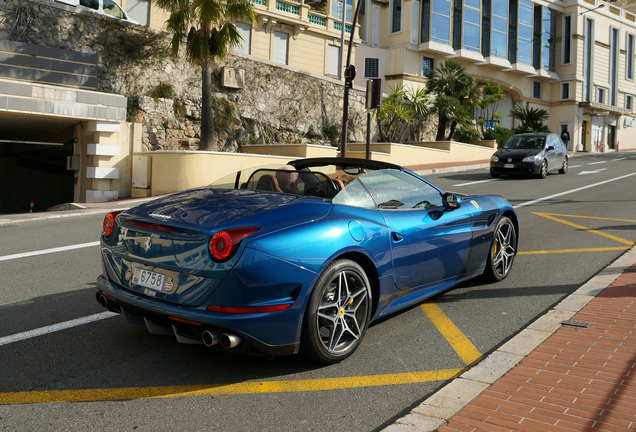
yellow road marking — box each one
[420,302,482,365]
[518,247,629,255]
[0,368,464,405]
[534,213,636,223]
[533,212,635,246]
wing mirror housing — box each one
[442,193,462,210]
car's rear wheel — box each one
[490,171,501,178]
[538,160,548,178]
[484,216,517,282]
[559,156,568,174]
[301,260,371,364]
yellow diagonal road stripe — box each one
[536,213,636,223]
[420,302,482,365]
[0,368,464,405]
[518,247,629,255]
[533,212,635,246]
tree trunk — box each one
[436,115,447,141]
[199,61,215,151]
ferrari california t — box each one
[96,158,518,363]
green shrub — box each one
[483,126,514,147]
[453,127,481,144]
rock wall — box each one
[0,0,376,152]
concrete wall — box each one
[134,141,496,196]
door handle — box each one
[392,232,404,242]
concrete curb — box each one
[382,245,636,432]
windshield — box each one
[208,162,438,207]
[502,135,547,150]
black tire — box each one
[301,260,372,364]
[559,156,568,174]
[490,171,501,178]
[538,160,548,179]
[483,216,517,282]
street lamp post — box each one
[339,0,363,158]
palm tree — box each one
[510,104,551,133]
[153,0,255,150]
[426,60,480,141]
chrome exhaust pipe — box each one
[220,333,241,349]
[96,292,108,309]
[202,330,220,347]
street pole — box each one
[339,0,363,158]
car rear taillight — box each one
[209,226,260,262]
[103,211,123,237]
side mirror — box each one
[547,145,555,151]
[442,193,462,210]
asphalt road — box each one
[0,152,634,432]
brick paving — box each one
[438,263,636,432]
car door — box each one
[545,134,562,171]
[356,170,475,290]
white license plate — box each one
[503,164,515,168]
[132,268,165,291]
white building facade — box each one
[354,0,636,152]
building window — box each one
[327,45,340,76]
[234,22,251,56]
[517,0,533,65]
[533,81,541,99]
[626,95,633,111]
[391,0,402,33]
[627,34,634,80]
[490,0,508,58]
[563,15,572,64]
[597,87,605,104]
[584,18,593,102]
[561,82,570,100]
[422,0,451,44]
[273,31,288,65]
[364,57,380,78]
[610,28,618,106]
[460,0,481,52]
[422,57,434,76]
[541,7,555,71]
[332,0,353,22]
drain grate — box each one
[562,320,593,328]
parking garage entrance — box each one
[0,115,78,214]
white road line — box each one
[588,161,607,165]
[514,171,636,209]
[0,312,117,347]
[0,241,100,262]
[453,178,500,187]
[569,165,582,169]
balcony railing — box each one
[252,0,357,39]
[276,0,300,16]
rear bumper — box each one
[490,161,541,175]
[96,275,302,357]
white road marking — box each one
[0,241,100,262]
[514,171,636,209]
[588,161,606,165]
[453,178,500,187]
[569,165,582,169]
[0,312,117,347]
[578,168,607,175]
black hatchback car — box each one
[490,133,568,179]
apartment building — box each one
[353,0,636,152]
[117,0,359,77]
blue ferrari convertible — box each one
[96,158,518,363]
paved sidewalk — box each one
[385,246,636,432]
